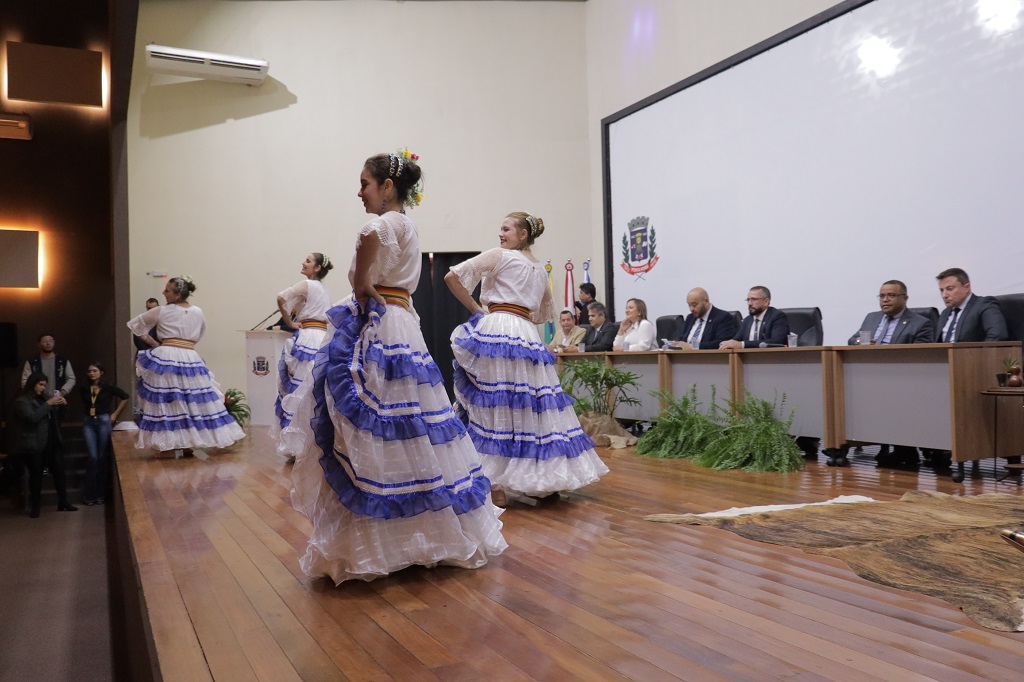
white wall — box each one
[129,0,847,389]
[129,0,590,391]
[583,0,844,311]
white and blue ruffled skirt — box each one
[134,346,245,452]
[269,326,327,457]
[451,311,609,496]
[290,296,507,584]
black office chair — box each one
[727,310,742,328]
[655,314,685,342]
[993,293,1024,342]
[907,307,939,341]
[778,307,823,346]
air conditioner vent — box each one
[145,44,269,86]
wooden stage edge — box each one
[113,428,1024,682]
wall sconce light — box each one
[0,112,32,140]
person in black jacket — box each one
[79,362,129,506]
[14,371,76,517]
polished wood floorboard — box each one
[113,429,1024,681]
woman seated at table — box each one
[613,298,657,351]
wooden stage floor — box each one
[113,429,1024,681]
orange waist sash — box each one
[376,286,411,311]
[489,303,532,320]
[301,319,327,330]
[162,337,196,349]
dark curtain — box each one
[412,252,480,399]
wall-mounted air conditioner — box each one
[145,44,269,86]
[0,113,32,141]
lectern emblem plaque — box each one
[252,355,271,376]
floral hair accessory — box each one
[392,147,424,208]
[525,214,539,237]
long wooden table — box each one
[559,342,1022,481]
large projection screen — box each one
[605,0,1024,344]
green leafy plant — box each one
[224,388,251,427]
[1002,357,1020,373]
[636,386,724,458]
[690,391,804,473]
[559,359,641,417]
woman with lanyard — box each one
[78,362,128,505]
[128,276,245,456]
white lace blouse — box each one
[613,318,657,351]
[449,248,557,324]
[278,279,332,322]
[127,304,206,343]
[347,211,421,293]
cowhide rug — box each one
[646,490,1024,631]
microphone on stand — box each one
[250,310,282,331]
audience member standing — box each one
[574,282,596,321]
[78,362,128,505]
[132,298,161,352]
[15,371,76,517]
[21,334,75,418]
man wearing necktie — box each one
[832,280,936,468]
[720,286,789,349]
[847,280,934,346]
[936,268,1008,343]
[667,287,738,350]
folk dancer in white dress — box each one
[128,276,245,455]
[445,212,609,503]
[269,253,334,461]
[290,150,507,583]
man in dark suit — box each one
[574,282,597,321]
[833,280,935,468]
[720,286,789,349]
[132,298,161,351]
[580,302,617,352]
[936,268,1008,342]
[848,280,934,345]
[668,287,738,349]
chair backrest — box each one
[908,307,940,339]
[778,307,823,346]
[655,315,685,341]
[726,310,743,328]
[993,293,1024,343]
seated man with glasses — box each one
[847,280,934,346]
[828,279,935,468]
[719,286,789,349]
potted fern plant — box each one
[558,359,642,441]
